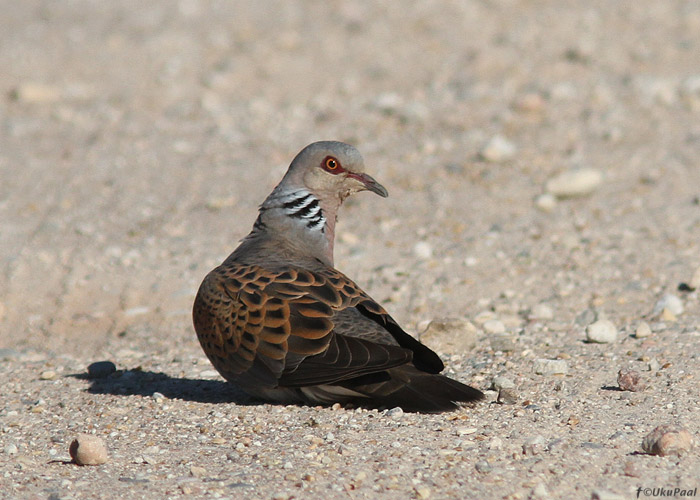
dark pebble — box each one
[87,361,117,379]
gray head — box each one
[272,141,388,203]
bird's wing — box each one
[193,263,438,389]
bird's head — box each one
[285,141,388,204]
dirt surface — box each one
[1,1,699,499]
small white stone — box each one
[585,319,618,343]
[419,317,478,353]
[372,92,403,113]
[483,319,506,334]
[412,241,433,259]
[546,169,602,198]
[124,306,150,317]
[652,294,684,317]
[491,376,515,391]
[480,135,517,162]
[456,427,477,436]
[489,437,503,450]
[531,483,550,499]
[464,256,479,267]
[10,83,61,103]
[386,407,404,419]
[39,370,57,380]
[5,444,18,455]
[529,303,554,321]
[634,321,652,338]
[534,359,568,375]
[534,193,557,212]
[523,435,546,455]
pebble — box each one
[190,465,207,477]
[40,370,57,380]
[87,361,117,379]
[523,435,546,455]
[534,193,557,212]
[591,489,625,500]
[641,425,695,457]
[483,319,506,334]
[531,483,550,499]
[617,368,646,392]
[497,388,518,405]
[385,407,404,419]
[9,83,61,103]
[456,427,477,437]
[634,321,652,338]
[652,294,684,318]
[647,358,661,372]
[69,434,109,466]
[371,92,403,113]
[489,437,503,450]
[546,168,602,198]
[479,135,517,162]
[491,376,515,391]
[474,460,492,473]
[489,333,515,352]
[5,443,18,455]
[585,319,618,343]
[534,359,568,375]
[415,485,431,499]
[412,241,433,259]
[529,303,554,321]
[419,318,477,353]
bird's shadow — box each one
[71,369,255,405]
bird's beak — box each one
[349,172,389,197]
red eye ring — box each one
[325,157,339,170]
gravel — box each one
[1,1,699,499]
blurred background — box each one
[1,0,699,356]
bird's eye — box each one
[323,156,342,173]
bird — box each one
[192,141,483,412]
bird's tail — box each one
[340,366,484,412]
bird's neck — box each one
[250,189,338,266]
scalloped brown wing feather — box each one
[192,263,415,390]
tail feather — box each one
[339,366,484,412]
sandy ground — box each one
[1,1,699,499]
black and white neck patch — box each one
[281,191,326,231]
